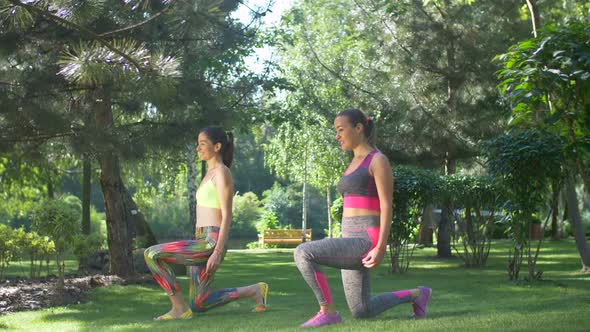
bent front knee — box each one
[294,242,315,261]
[143,246,155,262]
[350,304,370,319]
[190,301,208,313]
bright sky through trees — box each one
[232,0,293,73]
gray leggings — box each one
[294,215,412,318]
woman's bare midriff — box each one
[342,207,380,218]
[196,206,222,228]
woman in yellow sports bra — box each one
[144,126,269,320]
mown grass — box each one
[1,240,589,331]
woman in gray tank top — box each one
[294,109,432,328]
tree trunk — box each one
[121,188,157,247]
[550,178,560,240]
[326,186,333,238]
[94,87,134,277]
[437,154,455,258]
[82,154,91,235]
[524,0,540,37]
[565,173,590,272]
[438,205,453,258]
[301,145,308,243]
[561,190,568,237]
[419,204,434,246]
[187,143,197,238]
[438,1,460,258]
[46,167,54,199]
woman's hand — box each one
[205,250,222,276]
[362,246,386,269]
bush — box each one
[31,196,81,289]
[0,224,56,280]
[90,207,107,239]
[72,233,105,268]
[484,129,563,282]
[20,230,55,279]
[493,218,510,239]
[139,195,191,241]
[256,210,280,233]
[262,182,301,227]
[232,192,261,238]
[0,224,18,279]
[443,176,503,267]
[389,166,438,273]
[246,241,277,249]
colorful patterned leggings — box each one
[294,215,413,318]
[144,226,239,312]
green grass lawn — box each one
[1,240,589,331]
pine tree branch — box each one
[8,0,145,73]
[98,2,174,37]
[0,131,78,143]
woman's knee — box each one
[190,300,207,313]
[349,304,370,319]
[293,242,313,263]
[143,245,159,261]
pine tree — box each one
[1,0,267,276]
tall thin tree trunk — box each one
[565,173,590,272]
[326,186,332,238]
[524,0,540,37]
[550,178,560,240]
[437,1,459,258]
[437,154,455,258]
[46,167,54,199]
[82,154,91,235]
[561,190,568,238]
[188,143,197,238]
[419,205,434,246]
[301,146,308,243]
[94,86,134,277]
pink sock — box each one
[392,290,413,299]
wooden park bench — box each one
[258,229,312,245]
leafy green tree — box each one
[262,182,302,228]
[443,175,503,268]
[260,181,330,236]
[273,0,531,256]
[232,192,262,238]
[485,130,563,281]
[232,130,277,197]
[495,19,590,272]
[263,116,346,240]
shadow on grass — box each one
[3,240,590,331]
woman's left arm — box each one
[205,167,233,275]
[361,154,393,269]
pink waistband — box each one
[343,195,380,211]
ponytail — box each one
[223,132,234,168]
[199,126,234,168]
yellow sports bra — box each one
[196,177,221,209]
